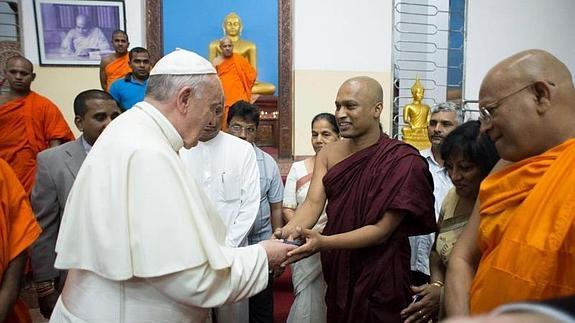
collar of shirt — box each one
[420,148,442,169]
[252,143,264,161]
[136,101,183,152]
[125,73,148,85]
[81,135,92,155]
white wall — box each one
[294,0,392,72]
[464,0,575,103]
[293,0,394,155]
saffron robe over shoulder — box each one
[0,158,42,323]
[104,54,131,91]
[470,138,575,314]
[216,53,257,111]
[0,92,74,195]
[321,135,436,323]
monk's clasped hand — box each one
[281,227,323,266]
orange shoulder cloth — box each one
[105,54,131,90]
[470,139,575,313]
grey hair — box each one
[431,101,464,124]
[145,74,211,102]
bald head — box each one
[479,49,575,162]
[219,36,234,58]
[5,56,33,73]
[4,56,35,94]
[335,76,384,139]
[480,49,573,101]
[341,76,384,107]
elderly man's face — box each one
[479,77,538,162]
[75,16,90,36]
[181,76,224,149]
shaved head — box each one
[480,49,573,103]
[219,36,234,58]
[479,49,575,161]
[335,76,384,139]
[3,56,35,94]
[341,76,383,107]
[5,56,33,73]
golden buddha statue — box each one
[401,77,431,150]
[209,12,275,95]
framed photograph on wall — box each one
[33,0,125,66]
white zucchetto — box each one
[150,48,216,76]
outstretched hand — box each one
[400,283,441,323]
[274,224,303,242]
[259,239,297,271]
[282,227,324,266]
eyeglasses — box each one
[478,81,555,124]
[229,124,257,134]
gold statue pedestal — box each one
[253,80,275,95]
[402,127,431,150]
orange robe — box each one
[470,138,575,313]
[216,53,257,124]
[105,54,131,91]
[0,92,75,195]
[0,158,42,323]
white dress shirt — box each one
[180,131,260,248]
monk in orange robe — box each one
[0,158,42,323]
[444,49,575,316]
[0,56,74,195]
[213,37,257,127]
[99,30,131,91]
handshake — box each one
[258,225,324,273]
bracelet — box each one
[430,280,444,288]
[35,280,57,298]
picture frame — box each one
[33,0,125,66]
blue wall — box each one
[163,1,278,90]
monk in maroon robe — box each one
[276,76,436,323]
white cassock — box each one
[50,102,269,323]
[180,132,260,323]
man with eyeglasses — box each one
[445,49,575,316]
[227,100,284,323]
[180,98,260,323]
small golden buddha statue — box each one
[209,12,275,95]
[401,77,431,150]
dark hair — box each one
[227,100,260,127]
[311,113,339,134]
[440,120,499,175]
[74,89,117,117]
[129,47,149,61]
[112,29,128,39]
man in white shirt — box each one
[410,101,463,285]
[50,49,295,323]
[180,95,260,323]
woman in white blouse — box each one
[282,113,340,323]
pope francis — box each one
[49,49,295,322]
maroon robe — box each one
[321,135,436,323]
